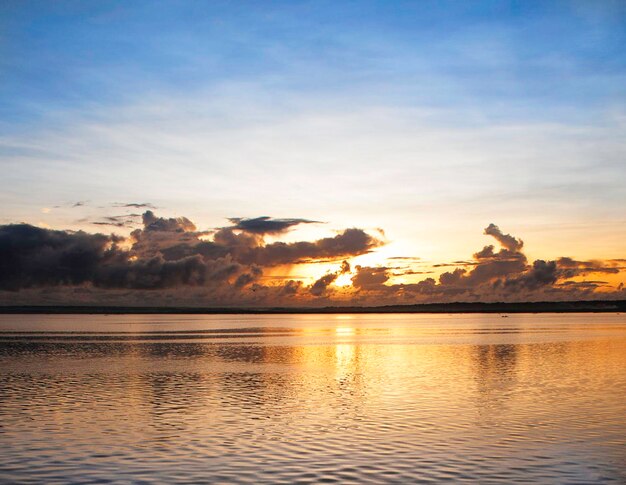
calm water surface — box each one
[1,313,625,483]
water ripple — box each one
[0,313,625,483]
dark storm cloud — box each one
[0,212,380,305]
[228,216,321,234]
[0,224,121,291]
[0,221,251,292]
[1,215,623,305]
[0,217,236,292]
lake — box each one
[1,313,625,483]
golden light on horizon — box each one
[334,272,354,287]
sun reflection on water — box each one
[0,313,625,483]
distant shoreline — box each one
[0,300,624,315]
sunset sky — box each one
[1,1,625,306]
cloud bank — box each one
[350,224,625,304]
[0,214,623,306]
[0,211,379,305]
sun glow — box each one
[334,272,354,287]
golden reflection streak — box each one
[9,315,626,459]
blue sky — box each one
[1,0,625,274]
[3,0,625,125]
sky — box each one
[1,0,625,306]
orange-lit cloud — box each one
[0,214,624,307]
[348,224,626,304]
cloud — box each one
[91,214,142,228]
[280,279,302,296]
[210,225,381,267]
[114,202,157,209]
[227,216,320,234]
[0,212,379,305]
[94,254,243,290]
[309,273,339,297]
[387,256,421,261]
[1,216,623,305]
[418,224,562,297]
[0,221,237,292]
[348,223,625,303]
[142,210,196,233]
[391,270,434,276]
[483,223,524,251]
[309,260,350,296]
[499,259,558,291]
[0,215,239,292]
[555,257,622,277]
[234,266,262,288]
[351,265,390,290]
[430,224,529,290]
[0,224,121,291]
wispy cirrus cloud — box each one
[113,202,157,209]
[91,214,143,229]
